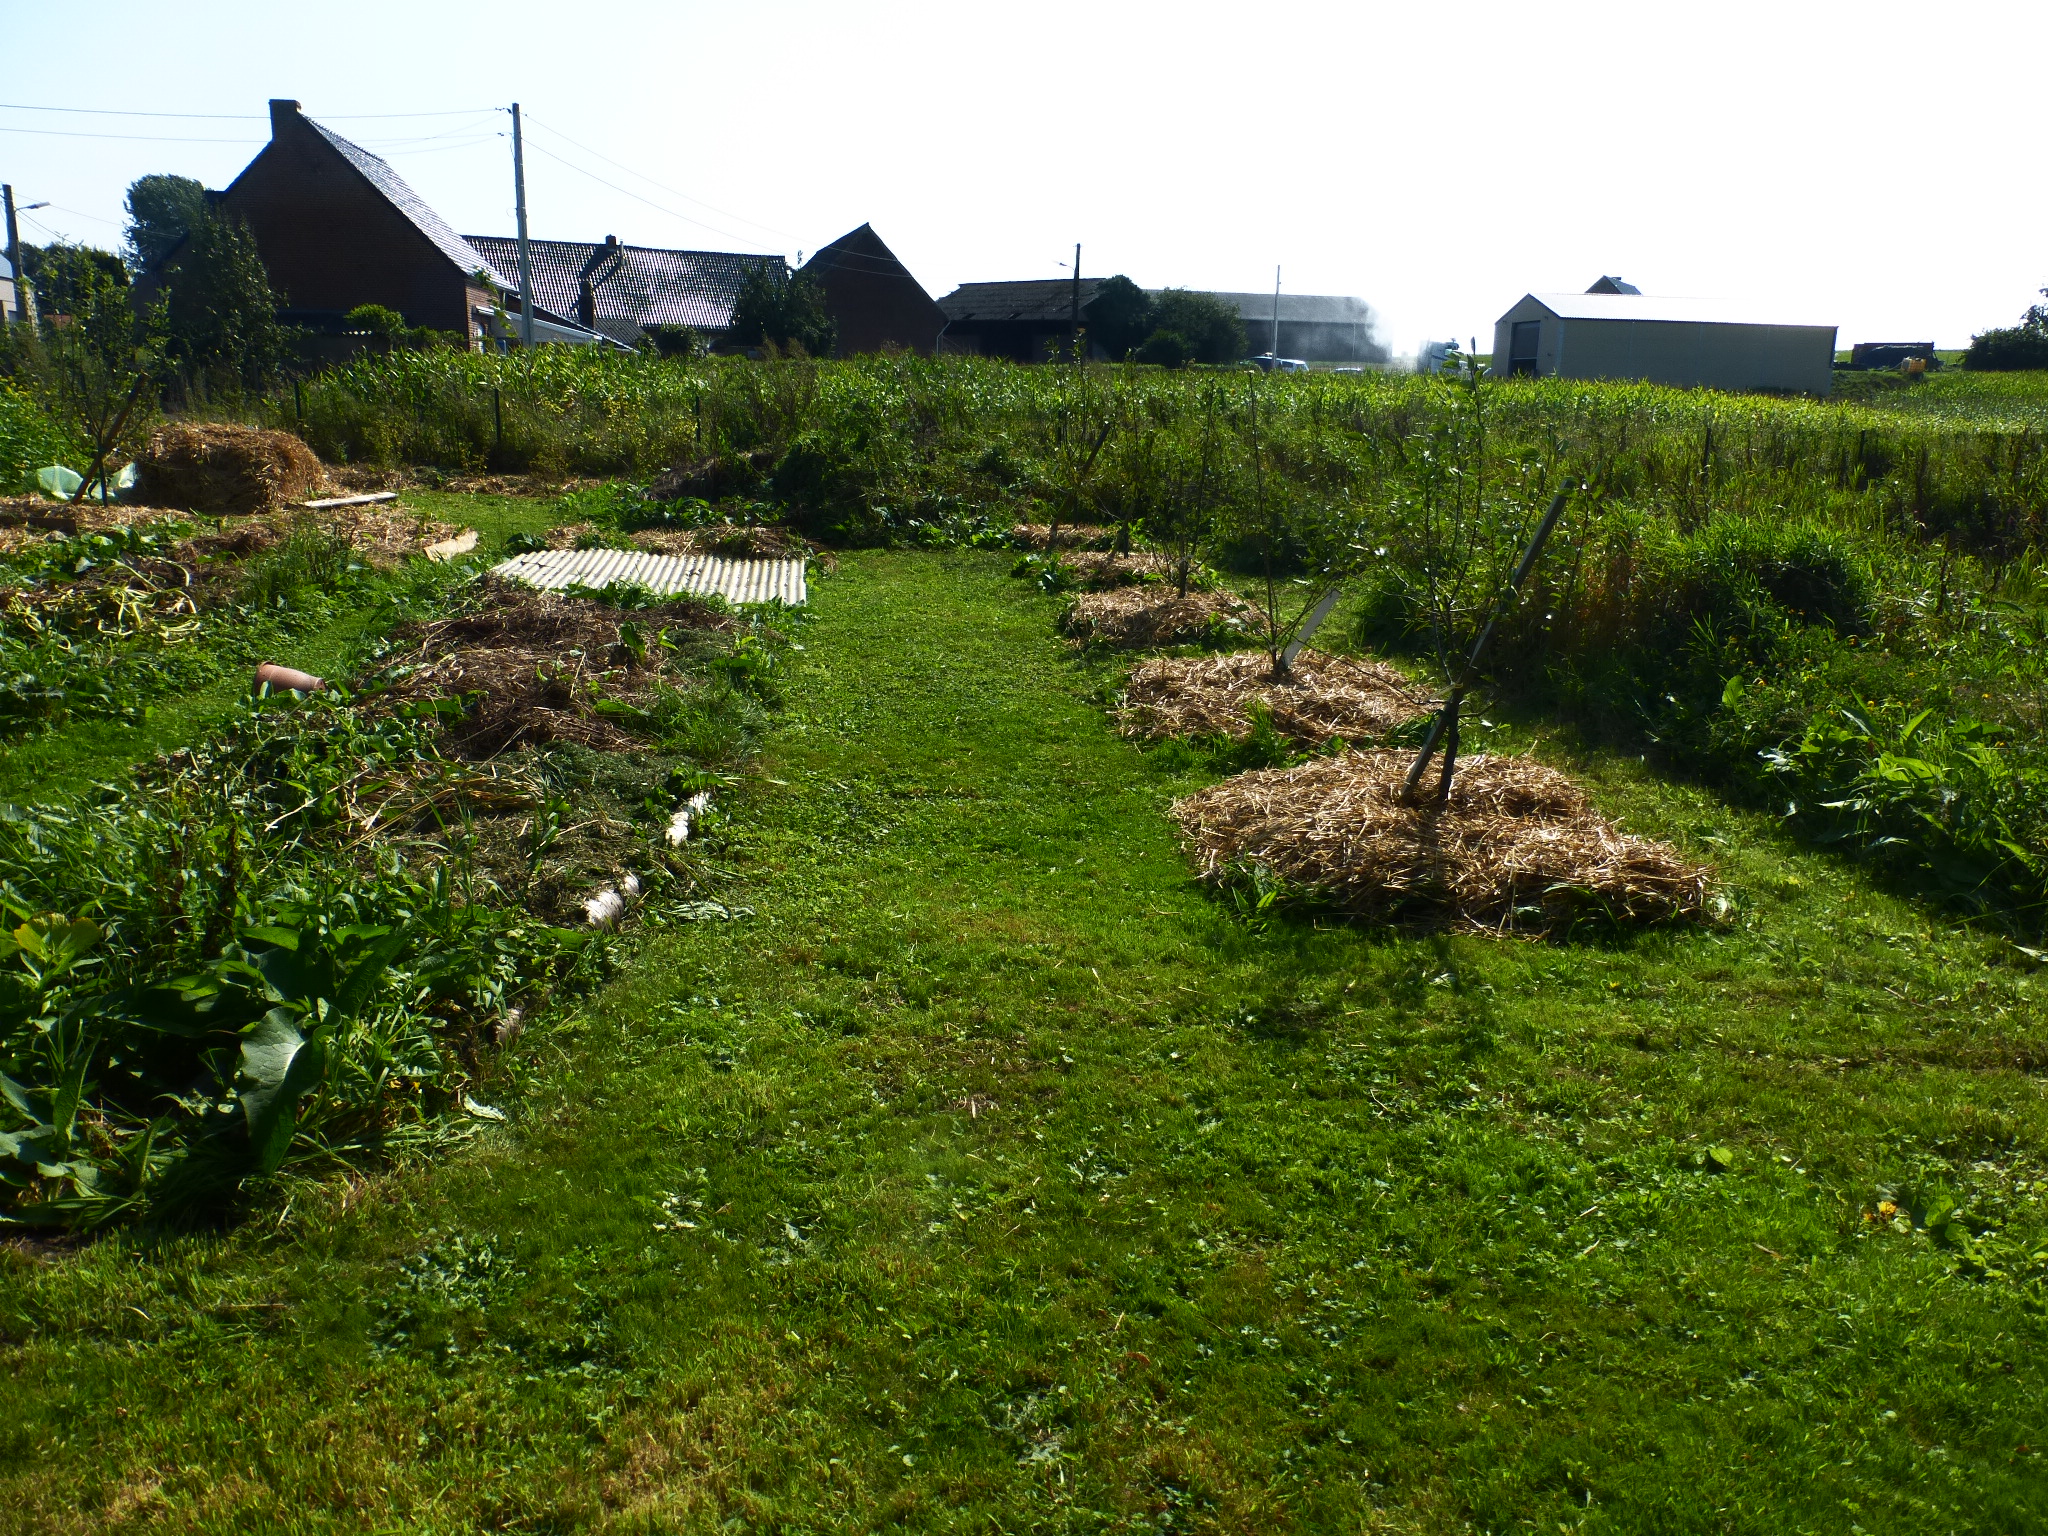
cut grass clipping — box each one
[1121,648,1429,748]
[1061,586,1252,648]
[1172,748,1714,931]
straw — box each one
[1120,649,1430,747]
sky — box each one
[2,0,2040,356]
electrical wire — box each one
[0,125,263,144]
[523,117,801,245]
[0,102,500,120]
[520,141,781,254]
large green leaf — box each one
[238,1009,329,1175]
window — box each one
[1508,320,1541,377]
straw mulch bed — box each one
[1062,586,1251,648]
[1060,550,1174,589]
[1013,522,1116,551]
[1172,750,1714,931]
[378,578,737,757]
[1120,649,1429,747]
[135,423,325,515]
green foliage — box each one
[1963,288,2048,372]
[1084,273,1155,359]
[0,381,71,492]
[121,173,209,274]
[1134,328,1190,368]
[729,263,837,358]
[17,250,163,500]
[15,241,127,317]
[345,304,408,342]
[162,211,290,395]
[1151,287,1248,364]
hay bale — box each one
[1062,587,1251,649]
[136,423,324,515]
[1171,749,1714,931]
[1120,649,1429,747]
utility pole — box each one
[1070,242,1081,363]
[3,185,29,331]
[1271,265,1281,358]
[510,104,536,349]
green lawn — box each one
[2,547,2043,1533]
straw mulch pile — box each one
[378,578,737,757]
[1062,586,1251,648]
[1060,550,1175,589]
[135,423,326,515]
[1120,649,1430,747]
[1172,750,1714,931]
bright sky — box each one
[3,0,2039,356]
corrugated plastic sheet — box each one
[492,548,807,606]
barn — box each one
[799,224,946,356]
[1491,286,1837,394]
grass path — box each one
[3,550,2043,1533]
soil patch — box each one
[1120,649,1429,747]
[1172,749,1714,931]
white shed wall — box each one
[1552,318,1835,394]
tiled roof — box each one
[939,278,1104,324]
[467,236,783,343]
[303,118,512,289]
[1206,291,1378,326]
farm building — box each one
[938,278,1105,361]
[190,99,516,346]
[1491,286,1837,394]
[798,224,946,356]
[465,233,779,350]
[1204,291,1388,365]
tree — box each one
[122,174,208,274]
[1134,386,1232,594]
[1219,376,1370,677]
[163,212,289,393]
[729,264,836,357]
[1135,329,1190,369]
[1150,289,1247,365]
[1962,288,2048,371]
[1085,275,1153,359]
[16,243,128,319]
[25,258,163,502]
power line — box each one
[0,101,500,121]
[520,141,781,254]
[0,125,263,144]
[524,117,801,245]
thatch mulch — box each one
[377,577,736,757]
[1061,586,1251,649]
[135,423,325,515]
[1120,648,1429,747]
[1171,750,1714,931]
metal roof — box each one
[466,236,782,343]
[1205,291,1377,325]
[939,278,1105,324]
[302,117,513,289]
[493,548,807,606]
[1516,292,1836,329]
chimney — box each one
[268,99,301,138]
[578,275,596,331]
[604,234,618,247]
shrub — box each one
[1151,289,1247,364]
[1135,330,1191,369]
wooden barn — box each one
[936,278,1106,361]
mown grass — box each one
[3,546,2040,1532]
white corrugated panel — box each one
[491,548,807,606]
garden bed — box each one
[1061,586,1252,648]
[1119,648,1428,747]
[1172,749,1714,931]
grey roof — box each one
[1205,291,1377,325]
[467,235,782,343]
[939,278,1104,324]
[303,117,512,288]
[1586,275,1641,295]
[1516,292,1836,329]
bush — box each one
[1962,326,2048,372]
[1134,330,1191,369]
[1151,289,1247,364]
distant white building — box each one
[1491,282,1836,394]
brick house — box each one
[201,100,511,345]
[798,224,946,356]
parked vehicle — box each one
[1249,353,1309,373]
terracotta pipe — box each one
[254,663,326,693]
